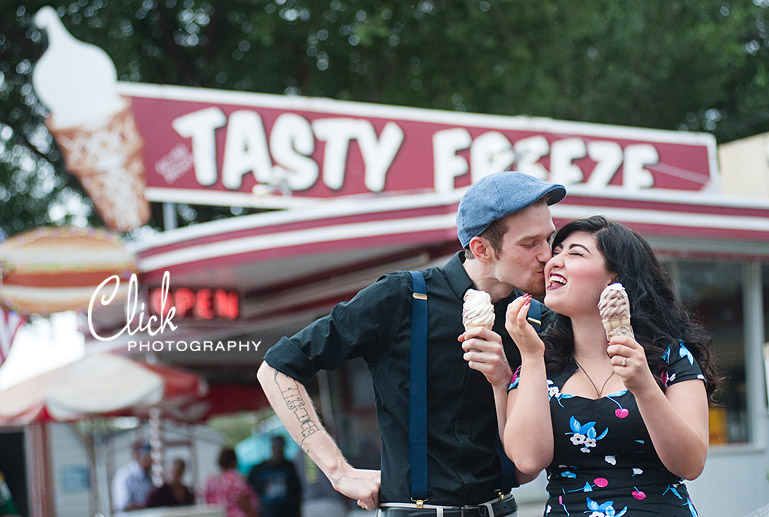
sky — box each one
[0,310,85,389]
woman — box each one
[204,448,260,517]
[503,216,718,516]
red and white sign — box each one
[119,83,718,208]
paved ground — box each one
[516,502,545,517]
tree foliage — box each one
[2,0,769,237]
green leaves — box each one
[2,0,769,237]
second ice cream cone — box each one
[599,283,634,339]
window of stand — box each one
[665,259,748,445]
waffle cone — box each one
[46,97,150,231]
[602,317,634,338]
[463,322,494,331]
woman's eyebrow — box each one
[568,243,592,254]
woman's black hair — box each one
[542,216,720,403]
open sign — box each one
[149,284,239,320]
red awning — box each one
[0,353,207,426]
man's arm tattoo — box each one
[273,371,320,442]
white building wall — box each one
[689,444,769,516]
[48,423,91,517]
[45,419,227,516]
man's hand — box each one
[459,327,512,388]
[330,467,381,511]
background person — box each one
[112,443,154,512]
[502,216,719,515]
[294,450,347,517]
[247,435,301,517]
[204,448,260,517]
[145,458,195,508]
[256,171,566,514]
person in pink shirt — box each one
[204,448,260,517]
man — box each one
[112,443,155,512]
[256,171,566,515]
[247,436,302,517]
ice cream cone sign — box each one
[0,227,136,316]
[32,6,151,232]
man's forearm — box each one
[256,362,350,479]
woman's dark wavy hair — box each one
[542,216,720,404]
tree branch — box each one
[155,5,199,85]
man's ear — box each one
[468,236,494,263]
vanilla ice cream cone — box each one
[598,283,634,339]
[47,98,150,231]
[462,289,495,331]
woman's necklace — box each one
[573,357,615,398]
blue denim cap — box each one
[456,171,566,247]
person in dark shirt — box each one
[256,171,566,515]
[294,449,347,517]
[145,458,195,508]
[247,436,301,517]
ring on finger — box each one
[622,357,627,367]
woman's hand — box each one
[505,294,545,359]
[607,336,657,395]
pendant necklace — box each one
[573,357,615,398]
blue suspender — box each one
[408,272,543,503]
[527,298,542,333]
[408,270,429,503]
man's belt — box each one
[378,493,518,517]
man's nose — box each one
[536,241,553,263]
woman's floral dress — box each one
[510,340,706,516]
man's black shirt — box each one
[264,252,551,505]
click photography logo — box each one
[87,271,260,353]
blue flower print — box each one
[662,487,699,516]
[509,366,521,389]
[685,497,699,517]
[547,379,560,399]
[661,346,671,364]
[663,484,683,500]
[679,341,695,365]
[586,497,627,517]
[568,417,608,453]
